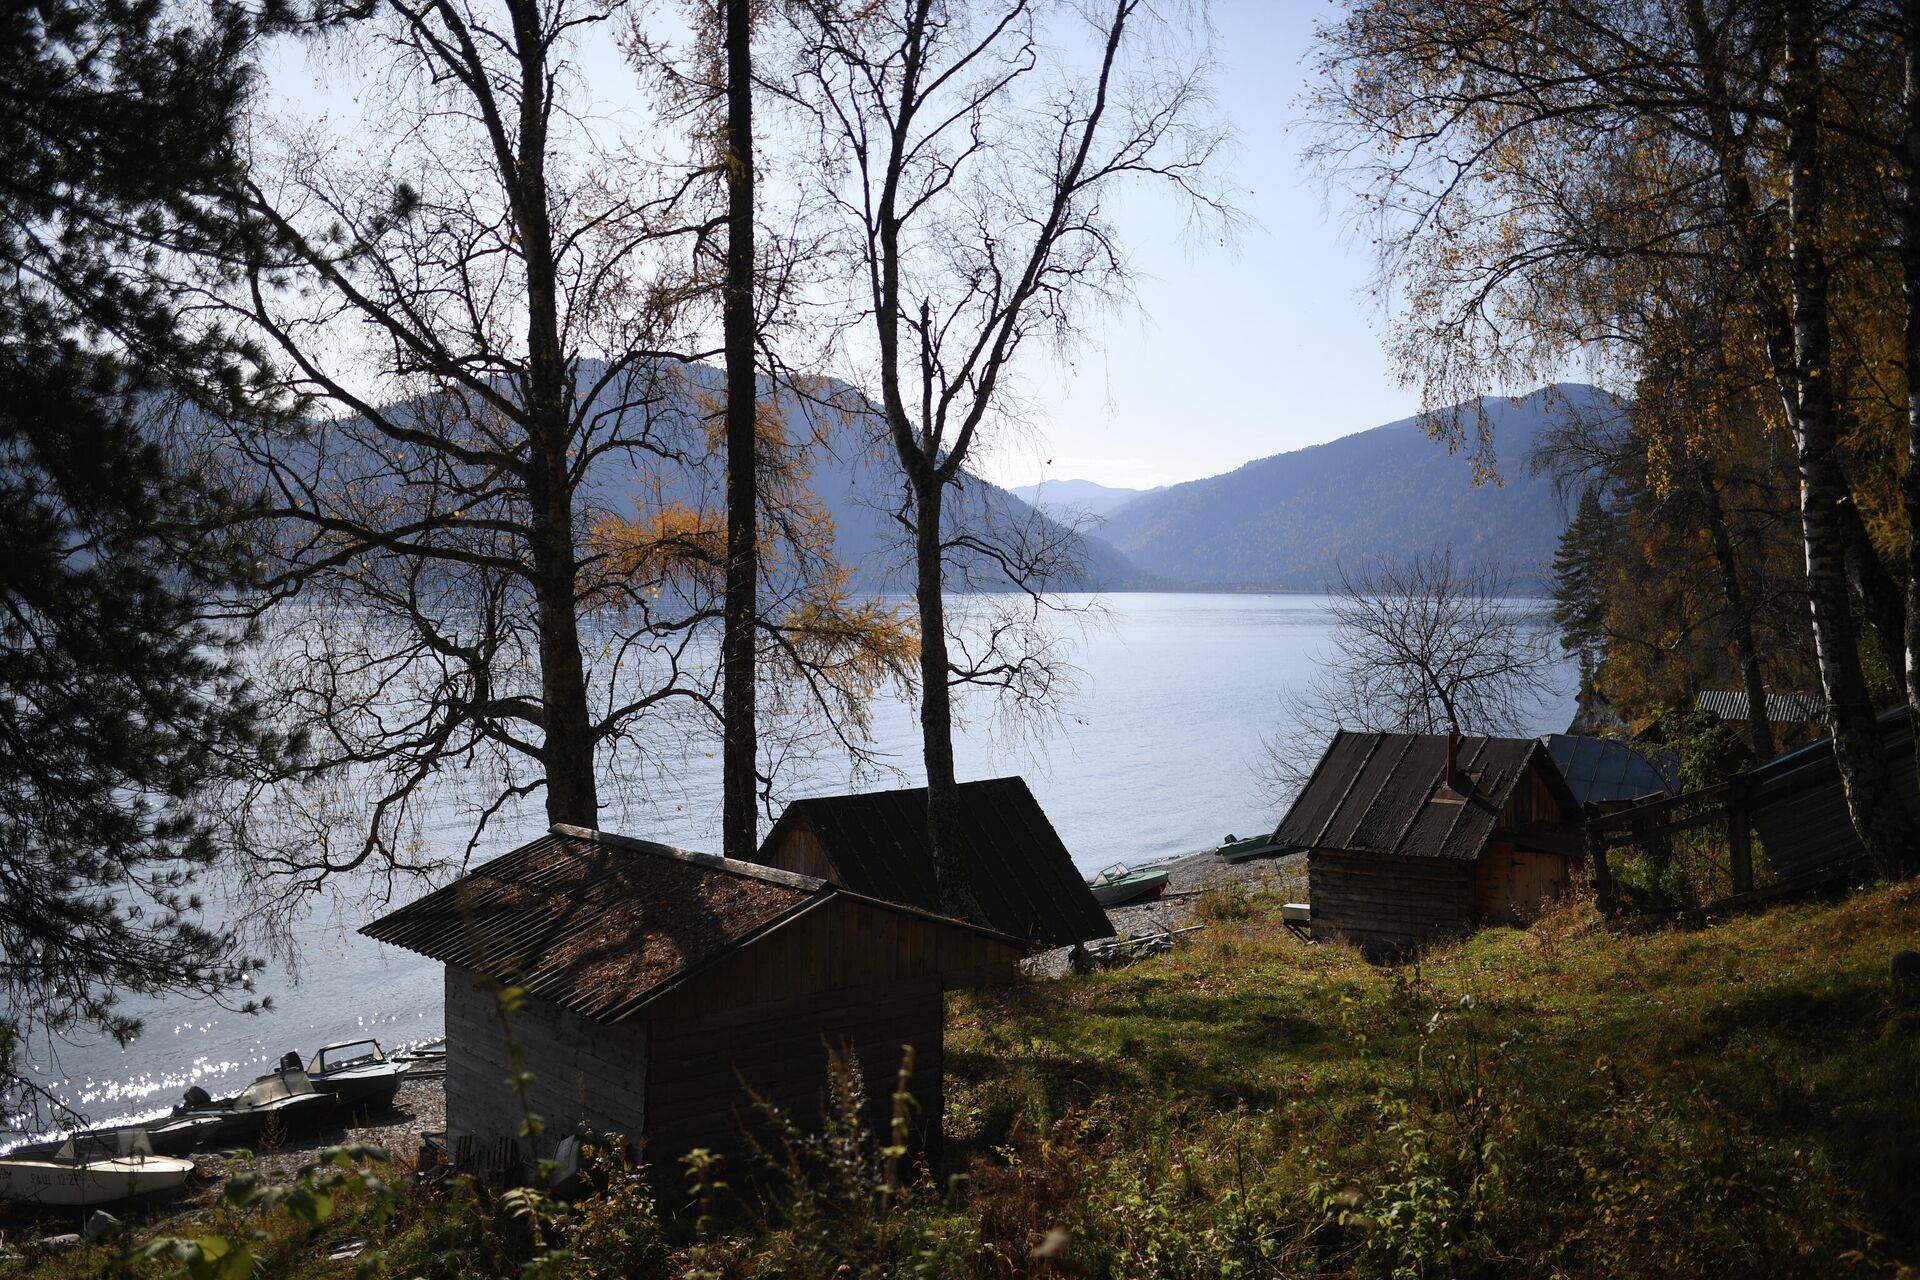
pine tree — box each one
[0,0,292,1121]
[1552,487,1614,690]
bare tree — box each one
[1263,553,1561,800]
[204,0,903,899]
[778,0,1228,918]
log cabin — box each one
[752,777,1112,949]
[361,824,1024,1179]
[1273,732,1584,957]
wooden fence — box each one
[1586,706,1914,915]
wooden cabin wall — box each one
[1474,844,1570,926]
[1308,850,1474,956]
[640,897,1020,1172]
[444,967,649,1158]
[645,978,946,1173]
[757,826,838,881]
[1499,764,1572,829]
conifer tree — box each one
[1552,487,1613,691]
[0,0,290,1119]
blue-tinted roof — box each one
[1542,734,1678,806]
[1536,736,1674,805]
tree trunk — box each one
[1902,0,1920,796]
[509,0,597,828]
[720,0,759,859]
[1785,0,1912,876]
[1837,486,1907,702]
[912,477,985,924]
[1695,464,1776,760]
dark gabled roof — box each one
[1695,690,1825,723]
[1543,734,1679,807]
[1271,732,1579,860]
[759,777,1111,947]
[361,825,1021,1024]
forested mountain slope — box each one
[1095,384,1617,589]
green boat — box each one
[1089,862,1170,907]
[1217,833,1282,864]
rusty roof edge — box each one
[596,883,1026,1023]
[828,882,1033,950]
[590,889,834,1022]
[550,823,826,893]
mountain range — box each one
[714,380,1609,592]
[1057,384,1614,590]
[1007,478,1158,519]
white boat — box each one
[0,1132,194,1206]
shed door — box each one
[1475,844,1569,926]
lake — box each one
[10,592,1576,1136]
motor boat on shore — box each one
[6,1112,225,1161]
[1088,862,1172,907]
[303,1040,407,1116]
[171,1064,334,1146]
[0,1131,195,1207]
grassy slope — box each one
[12,883,1919,1279]
[943,883,1920,1277]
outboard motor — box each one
[182,1085,212,1109]
[280,1051,304,1073]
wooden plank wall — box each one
[444,967,648,1158]
[639,897,1017,1174]
[1474,844,1569,925]
[645,978,946,1175]
[760,826,838,881]
[1501,762,1572,828]
[1309,850,1474,956]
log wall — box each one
[1308,849,1475,956]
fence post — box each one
[1727,787,1753,896]
[1587,819,1616,916]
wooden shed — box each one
[361,824,1023,1177]
[1273,732,1584,957]
[753,777,1112,948]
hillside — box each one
[27,877,1918,1278]
[1097,384,1619,589]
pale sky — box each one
[979,0,1412,492]
[262,1,1417,493]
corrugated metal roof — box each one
[360,825,1022,1024]
[759,777,1112,947]
[1543,734,1679,807]
[1270,732,1578,860]
[1695,690,1825,723]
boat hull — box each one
[315,1065,405,1117]
[1090,870,1170,907]
[0,1155,194,1207]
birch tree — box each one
[779,0,1227,918]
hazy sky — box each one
[263,1,1430,493]
[981,1,1412,492]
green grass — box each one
[10,881,1919,1279]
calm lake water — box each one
[13,592,1575,1136]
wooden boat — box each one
[1217,834,1283,864]
[305,1040,406,1116]
[1088,862,1171,907]
[171,1065,334,1145]
[0,1132,194,1207]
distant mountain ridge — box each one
[1088,384,1616,590]
[1007,477,1158,519]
